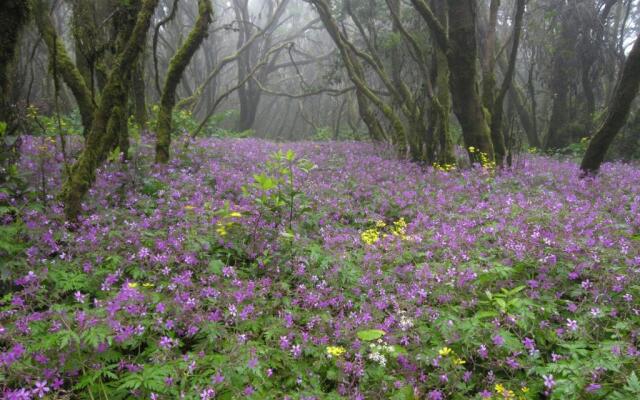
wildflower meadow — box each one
[1,135,639,399]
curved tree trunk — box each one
[31,0,95,136]
[581,33,640,175]
[155,0,213,164]
[62,0,159,220]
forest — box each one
[1,0,640,398]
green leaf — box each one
[626,371,640,393]
[357,329,386,341]
[391,385,416,400]
[285,149,295,161]
[208,259,224,275]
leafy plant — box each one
[244,149,316,230]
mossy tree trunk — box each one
[31,0,95,137]
[310,0,408,150]
[132,59,147,130]
[544,8,579,150]
[489,0,525,166]
[481,0,504,162]
[446,0,494,162]
[432,47,455,165]
[0,0,30,132]
[0,0,30,186]
[431,0,455,165]
[581,33,640,175]
[411,0,494,162]
[155,0,213,164]
[62,0,159,221]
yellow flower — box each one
[216,224,227,236]
[326,346,346,357]
[394,218,407,229]
[128,282,138,288]
[468,146,477,153]
[495,384,505,394]
[184,205,195,211]
[438,347,452,357]
[375,220,387,228]
[229,211,242,218]
[452,357,466,365]
[520,386,529,393]
[361,229,379,245]
[142,283,154,288]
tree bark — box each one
[155,0,212,164]
[32,0,95,136]
[0,0,30,132]
[446,0,494,162]
[544,7,579,150]
[62,0,159,220]
[490,0,525,165]
[132,58,147,130]
[581,33,640,175]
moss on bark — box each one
[446,0,494,162]
[155,0,213,164]
[31,0,95,136]
[0,0,30,129]
[62,0,159,220]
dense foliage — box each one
[1,135,639,399]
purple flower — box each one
[32,381,50,398]
[586,383,601,392]
[427,390,443,400]
[291,344,302,358]
[523,337,536,351]
[478,344,488,359]
[200,388,215,400]
[543,374,556,389]
[243,386,254,396]
[74,291,86,304]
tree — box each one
[581,32,640,175]
[0,0,30,186]
[155,0,212,164]
[31,0,96,136]
[411,0,495,162]
[0,0,30,131]
[62,0,159,220]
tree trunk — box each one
[431,0,454,165]
[32,0,95,137]
[447,0,494,162]
[0,0,30,132]
[132,58,147,130]
[544,8,579,150]
[490,0,525,166]
[62,0,159,220]
[507,84,540,148]
[155,0,212,164]
[310,0,404,146]
[581,33,640,175]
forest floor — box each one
[1,135,640,399]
